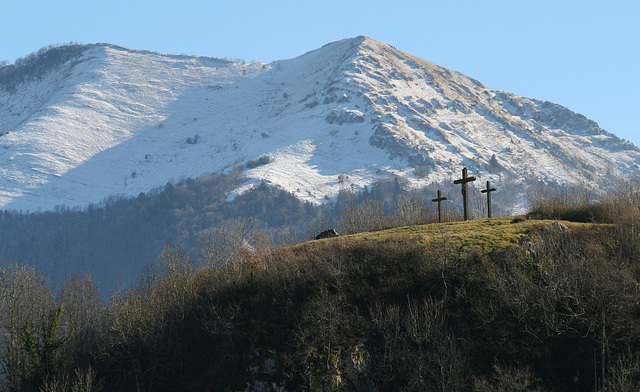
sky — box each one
[2,0,639,146]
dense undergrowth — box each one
[3,184,640,391]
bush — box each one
[473,363,546,392]
[245,155,273,169]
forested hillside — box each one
[0,167,318,292]
[1,167,505,293]
[2,185,640,391]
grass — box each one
[311,216,612,254]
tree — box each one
[21,306,66,390]
[0,265,55,391]
[338,200,385,235]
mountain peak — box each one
[0,37,638,212]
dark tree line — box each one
[0,43,85,93]
[0,163,525,295]
[0,169,320,294]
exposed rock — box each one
[551,221,570,232]
[314,229,339,240]
[325,108,365,125]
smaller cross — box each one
[431,190,448,223]
[480,180,497,218]
[453,167,476,221]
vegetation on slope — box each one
[2,184,640,391]
[0,43,86,93]
[0,171,486,294]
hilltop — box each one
[4,204,640,391]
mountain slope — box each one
[1,37,638,212]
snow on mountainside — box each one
[1,37,639,212]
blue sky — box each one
[2,1,639,146]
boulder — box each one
[314,229,340,240]
[551,221,570,232]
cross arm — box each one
[454,176,476,184]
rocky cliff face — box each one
[1,37,638,212]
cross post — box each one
[453,167,476,221]
[431,190,448,223]
[480,180,497,218]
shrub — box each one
[473,363,546,392]
[526,183,605,222]
[245,155,273,169]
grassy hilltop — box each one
[319,216,606,252]
[4,192,640,391]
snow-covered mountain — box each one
[1,36,638,212]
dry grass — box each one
[308,216,611,254]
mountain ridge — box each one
[1,37,638,212]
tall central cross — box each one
[431,190,448,223]
[480,180,497,218]
[453,167,476,221]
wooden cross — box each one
[453,167,476,221]
[480,180,497,218]
[431,190,448,223]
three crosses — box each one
[433,167,497,222]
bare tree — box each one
[200,218,265,267]
[370,297,468,391]
[393,192,430,226]
[338,200,385,235]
